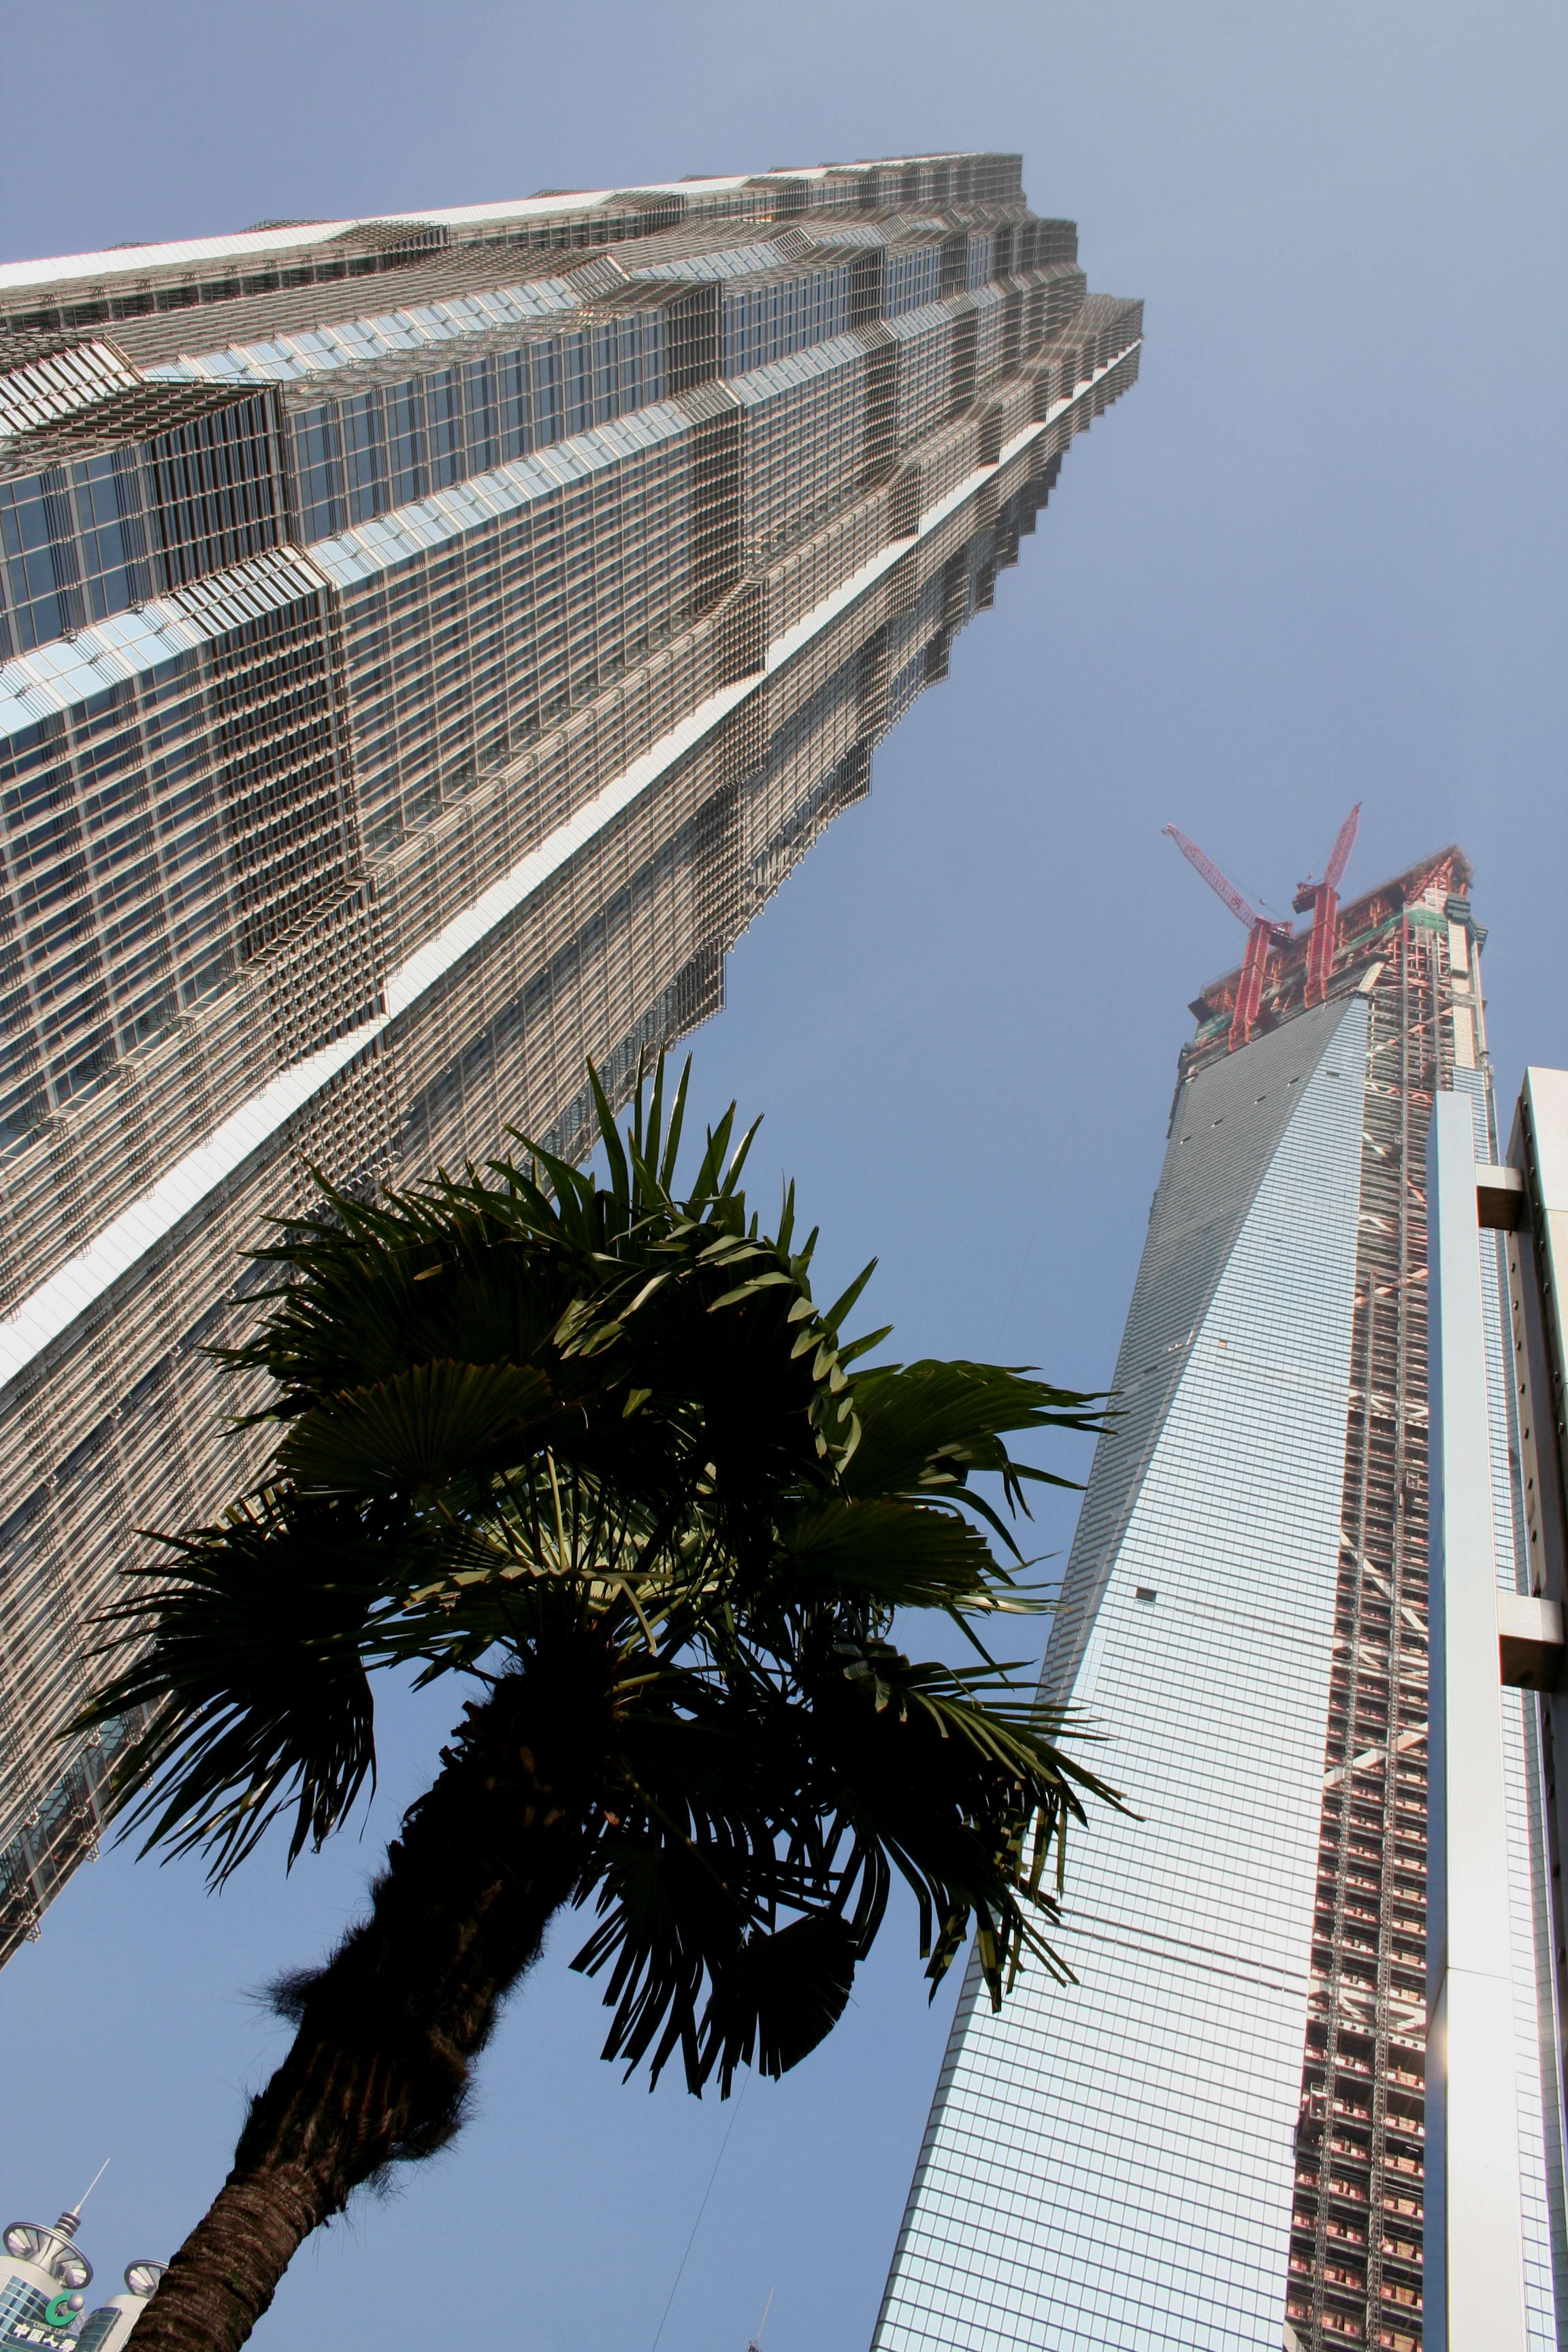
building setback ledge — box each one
[1497,1590,1564,1689]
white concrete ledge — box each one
[1477,1162,1525,1230]
[1497,1590,1565,1688]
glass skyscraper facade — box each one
[0,155,1143,1959]
[874,853,1568,2350]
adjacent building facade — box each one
[1425,1065,1568,2352]
[0,155,1143,1957]
[874,853,1568,2349]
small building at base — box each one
[0,2205,161,2352]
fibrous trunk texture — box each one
[133,1645,615,2352]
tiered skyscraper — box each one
[875,851,1568,2349]
[0,154,1142,1957]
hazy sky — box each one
[1,4,1565,2349]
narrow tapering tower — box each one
[873,849,1567,2351]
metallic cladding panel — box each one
[875,996,1370,2351]
[1044,995,1369,1708]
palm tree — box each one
[81,1062,1116,2352]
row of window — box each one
[338,439,696,855]
[0,605,348,1143]
[289,314,666,542]
[286,259,966,546]
[0,394,281,658]
[1,261,1086,668]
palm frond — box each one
[278,1360,557,1493]
[78,1493,393,1880]
[698,1912,859,2089]
[568,1618,1124,2096]
[843,1358,1107,1512]
[774,1495,1023,1616]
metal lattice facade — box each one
[0,155,1142,1958]
[873,855,1566,2350]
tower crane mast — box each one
[1294,804,1361,1007]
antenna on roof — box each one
[53,2160,110,2242]
[75,2161,111,2214]
[747,2287,777,2351]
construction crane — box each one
[1163,824,1294,1051]
[1294,803,1361,1007]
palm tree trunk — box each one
[133,1644,615,2352]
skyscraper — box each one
[0,156,1143,1959]
[873,849,1567,2350]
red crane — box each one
[1163,824,1294,1052]
[1164,808,1363,1049]
[1293,803,1361,1007]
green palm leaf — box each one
[775,1494,1017,1613]
[845,1357,1105,1505]
[81,1493,392,1876]
[278,1360,557,1492]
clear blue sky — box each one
[1,3,1564,2348]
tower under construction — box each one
[873,838,1567,2350]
